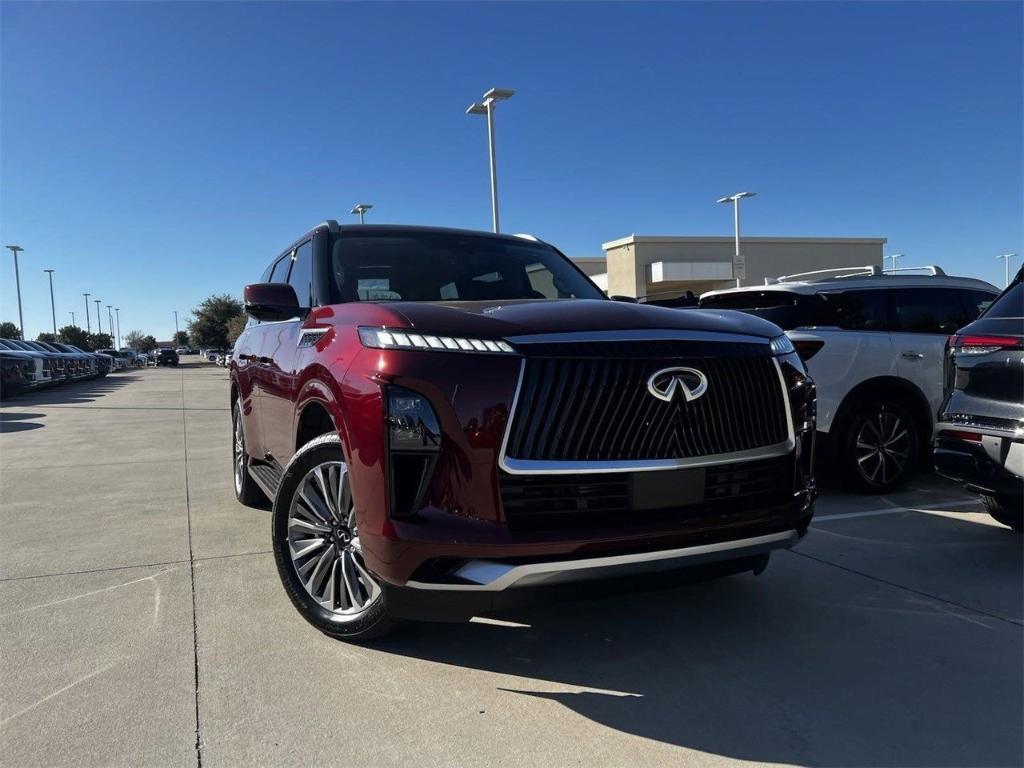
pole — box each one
[6,246,25,339]
[486,100,499,233]
[70,311,75,327]
[107,306,113,340]
[95,299,102,334]
[174,311,179,341]
[84,294,91,333]
[733,199,742,288]
[44,270,57,334]
[115,308,121,349]
[358,210,365,224]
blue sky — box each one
[2,1,1021,340]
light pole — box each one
[716,192,756,286]
[94,299,103,334]
[350,204,373,224]
[83,293,92,332]
[173,310,179,342]
[43,269,57,335]
[466,87,515,233]
[997,253,1017,288]
[887,253,905,273]
[115,308,122,349]
[107,306,114,341]
[5,245,26,339]
[69,311,75,327]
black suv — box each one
[155,348,179,367]
[934,267,1023,530]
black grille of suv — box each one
[503,341,789,463]
[499,456,791,531]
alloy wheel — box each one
[287,461,381,618]
[854,408,911,486]
[233,413,245,494]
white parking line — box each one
[814,498,983,523]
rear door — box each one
[890,287,973,420]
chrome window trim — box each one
[497,354,795,475]
[505,329,773,345]
[405,530,799,591]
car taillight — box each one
[949,334,1023,355]
[793,339,825,360]
[939,429,982,443]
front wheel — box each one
[232,400,267,507]
[841,400,918,493]
[272,434,398,641]
[982,494,1023,532]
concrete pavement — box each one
[2,359,1021,767]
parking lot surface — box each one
[1,359,1021,767]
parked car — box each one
[11,340,76,381]
[0,350,35,398]
[0,339,55,385]
[96,348,128,370]
[699,267,999,492]
[206,349,224,363]
[933,267,1023,531]
[51,342,105,378]
[175,347,190,355]
[230,222,817,640]
[155,348,179,367]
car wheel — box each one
[272,434,398,642]
[232,400,267,507]
[841,399,917,493]
[982,494,1023,532]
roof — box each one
[702,273,1000,299]
[602,235,888,250]
[316,221,548,244]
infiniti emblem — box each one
[646,367,709,403]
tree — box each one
[187,294,243,349]
[124,330,157,352]
[226,314,248,346]
[57,325,90,348]
[0,321,22,340]
[87,333,113,350]
[173,330,190,347]
[36,332,56,343]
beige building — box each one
[575,235,887,299]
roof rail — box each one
[880,265,946,276]
[322,219,340,235]
[512,233,540,242]
[765,265,880,284]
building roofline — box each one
[602,235,888,250]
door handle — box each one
[901,351,924,360]
[257,356,273,365]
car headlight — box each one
[769,334,796,356]
[359,327,516,354]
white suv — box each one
[700,266,999,492]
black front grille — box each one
[500,457,792,531]
[504,343,789,462]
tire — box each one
[232,400,268,507]
[840,398,918,493]
[982,494,1023,532]
[272,434,398,641]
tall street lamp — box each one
[94,299,103,334]
[466,87,515,233]
[174,310,179,341]
[716,192,756,286]
[887,253,905,273]
[83,293,92,332]
[107,306,114,341]
[997,253,1017,288]
[5,245,26,339]
[350,204,373,224]
[43,269,57,335]
[69,311,75,327]
[115,308,122,349]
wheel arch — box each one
[832,375,933,451]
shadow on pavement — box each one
[372,518,1023,767]
[3,374,140,406]
[0,411,46,432]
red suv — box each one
[231,222,817,640]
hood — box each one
[377,299,782,340]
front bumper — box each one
[382,528,802,621]
[933,421,1024,497]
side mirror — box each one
[244,283,303,322]
[609,294,639,303]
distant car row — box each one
[201,348,233,366]
[0,339,124,397]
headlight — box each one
[359,327,516,354]
[387,386,441,452]
[769,334,795,356]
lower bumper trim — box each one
[405,529,799,592]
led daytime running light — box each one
[359,327,516,354]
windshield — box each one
[330,232,604,303]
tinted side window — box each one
[982,282,1022,319]
[819,291,890,331]
[960,289,999,321]
[264,253,290,283]
[698,291,821,331]
[287,241,314,308]
[893,288,969,334]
